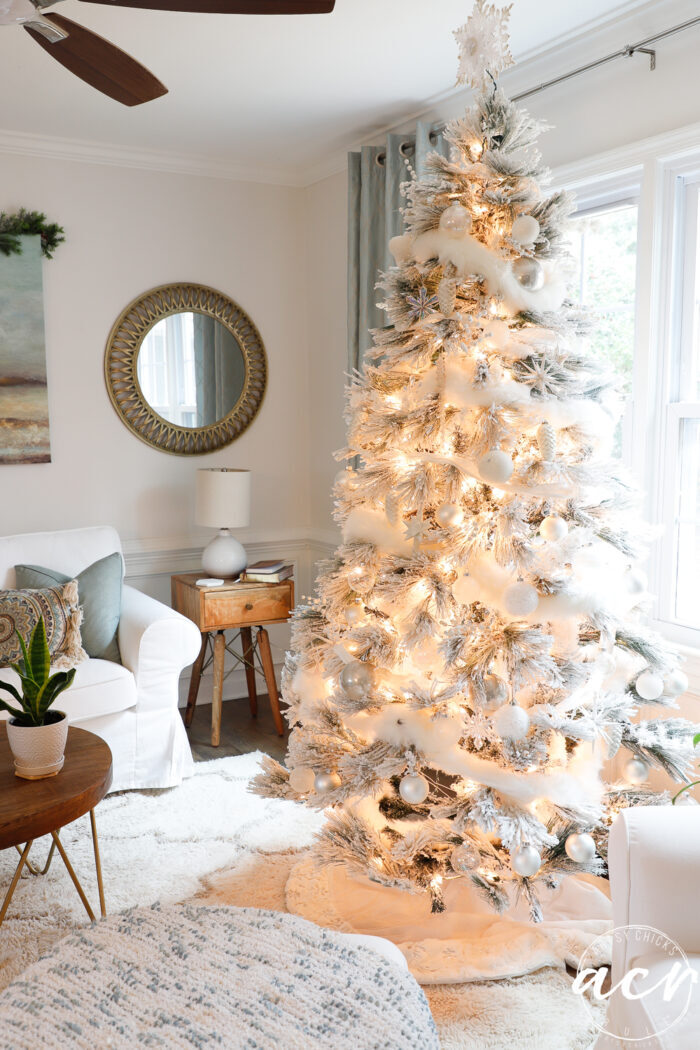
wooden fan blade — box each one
[24,14,168,106]
[77,1,335,12]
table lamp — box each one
[196,468,251,577]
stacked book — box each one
[241,560,293,583]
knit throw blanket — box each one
[0,903,439,1050]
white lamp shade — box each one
[196,469,251,529]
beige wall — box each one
[0,154,310,548]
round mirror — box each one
[105,284,266,455]
[136,313,246,428]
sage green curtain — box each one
[347,121,449,374]
[193,315,246,426]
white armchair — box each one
[599,807,700,1048]
[0,526,201,792]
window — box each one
[564,199,639,459]
[656,173,700,638]
[558,160,700,650]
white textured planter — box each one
[6,712,68,780]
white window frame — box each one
[554,134,700,669]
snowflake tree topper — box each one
[454,1,514,89]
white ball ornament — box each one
[450,841,480,873]
[512,257,545,291]
[565,832,597,864]
[439,203,472,236]
[492,704,530,741]
[435,502,464,528]
[539,515,568,541]
[399,772,430,804]
[503,581,539,617]
[635,670,665,702]
[334,469,352,488]
[511,846,541,878]
[288,766,316,794]
[339,660,375,700]
[511,214,540,245]
[664,669,689,698]
[477,449,513,484]
[624,756,649,786]
[314,771,341,793]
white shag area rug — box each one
[0,752,604,1050]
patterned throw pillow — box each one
[0,580,87,671]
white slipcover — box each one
[599,807,700,1049]
[0,526,201,792]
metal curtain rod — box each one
[511,14,700,103]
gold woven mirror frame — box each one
[104,283,267,455]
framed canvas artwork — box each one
[0,234,51,464]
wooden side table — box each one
[171,573,294,747]
[0,725,112,926]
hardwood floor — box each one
[182,697,289,764]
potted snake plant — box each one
[0,616,76,779]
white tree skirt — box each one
[0,752,606,1050]
[286,855,613,984]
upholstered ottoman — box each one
[0,903,439,1049]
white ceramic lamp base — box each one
[201,529,247,578]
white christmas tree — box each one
[254,1,696,920]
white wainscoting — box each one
[122,529,337,710]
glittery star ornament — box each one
[406,286,439,321]
[454,0,514,89]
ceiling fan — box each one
[0,0,336,107]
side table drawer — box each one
[202,582,293,629]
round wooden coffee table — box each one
[0,724,113,926]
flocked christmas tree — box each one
[254,1,696,921]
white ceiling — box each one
[0,0,682,184]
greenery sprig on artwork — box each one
[0,209,65,260]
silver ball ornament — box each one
[477,449,513,484]
[439,203,472,236]
[511,214,540,245]
[565,832,597,864]
[664,670,689,698]
[626,568,648,595]
[492,704,530,741]
[512,257,545,291]
[339,660,375,700]
[539,515,568,541]
[503,581,539,617]
[343,604,364,626]
[511,845,541,878]
[435,502,463,528]
[412,637,437,670]
[288,766,316,794]
[399,772,430,804]
[635,670,664,702]
[481,673,509,711]
[624,756,649,785]
[349,567,376,595]
[314,771,341,793]
[450,841,480,873]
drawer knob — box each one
[245,602,254,610]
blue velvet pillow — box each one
[15,552,122,663]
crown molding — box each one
[1,0,695,189]
[0,127,306,187]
